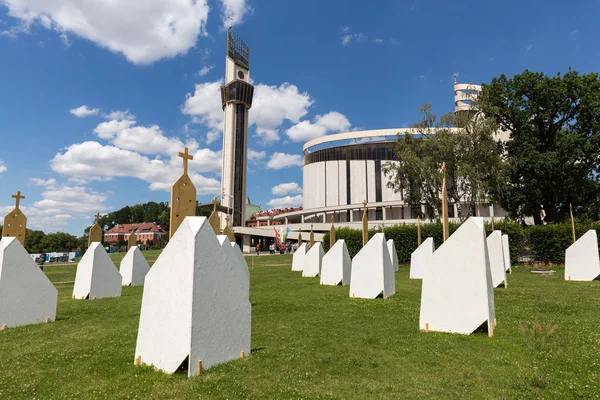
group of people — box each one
[255,241,298,256]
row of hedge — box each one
[321,221,598,264]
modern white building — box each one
[234,80,508,252]
[220,28,254,228]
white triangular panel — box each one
[320,240,351,286]
[292,243,307,271]
[349,233,395,299]
[419,217,495,336]
[120,246,150,286]
[387,239,399,272]
[302,243,324,277]
[410,238,435,279]
[502,234,511,272]
[0,237,58,329]
[565,229,600,281]
[73,242,121,299]
[135,217,251,376]
[487,231,507,288]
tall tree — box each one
[382,104,504,221]
[478,69,600,223]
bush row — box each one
[321,220,595,265]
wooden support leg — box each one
[197,360,202,376]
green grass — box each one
[1,253,600,399]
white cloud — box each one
[182,80,224,136]
[197,65,214,76]
[248,149,266,161]
[266,195,303,209]
[1,0,210,64]
[341,26,365,46]
[266,152,303,170]
[220,0,252,29]
[183,80,314,143]
[30,178,57,186]
[0,160,6,174]
[51,141,221,195]
[93,118,198,156]
[272,182,302,196]
[372,38,384,43]
[0,184,107,232]
[104,110,135,121]
[285,111,351,142]
[250,83,313,142]
[70,105,100,118]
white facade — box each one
[387,239,399,272]
[410,238,435,279]
[302,242,324,277]
[419,217,495,336]
[565,230,600,281]
[0,237,58,329]
[502,234,512,272]
[292,243,307,272]
[320,239,351,286]
[120,246,150,286]
[135,217,251,376]
[349,233,395,299]
[487,231,507,288]
[73,242,122,300]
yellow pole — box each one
[570,203,576,244]
[417,215,421,246]
[330,216,336,248]
[441,162,449,242]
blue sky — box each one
[0,0,598,235]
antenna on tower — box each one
[228,15,234,29]
[453,73,458,85]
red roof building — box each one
[103,223,167,246]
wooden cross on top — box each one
[95,213,101,223]
[11,191,25,209]
[178,147,194,175]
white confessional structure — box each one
[565,229,600,281]
[120,246,150,286]
[502,234,511,272]
[135,217,251,376]
[292,243,307,272]
[487,231,507,288]
[320,239,351,286]
[302,242,324,277]
[410,238,435,279]
[349,233,395,299]
[0,237,58,329]
[419,217,495,336]
[387,239,398,272]
[73,242,122,300]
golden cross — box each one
[95,213,101,223]
[11,191,25,209]
[178,147,194,175]
[212,197,218,212]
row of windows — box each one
[305,142,397,165]
[220,80,254,109]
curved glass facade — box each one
[304,142,397,166]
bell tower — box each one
[220,28,254,228]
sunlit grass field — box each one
[1,251,599,399]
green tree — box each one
[382,104,504,221]
[39,232,79,252]
[24,229,46,253]
[478,69,600,223]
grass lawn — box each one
[1,252,600,399]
